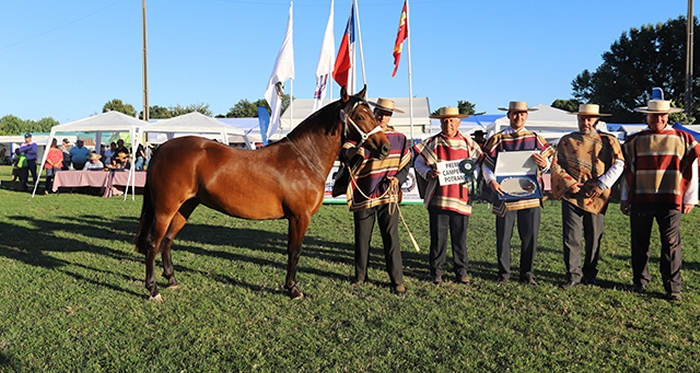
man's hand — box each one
[682,204,695,214]
[531,152,547,168]
[568,182,584,195]
[386,176,400,190]
[427,168,440,179]
[620,201,631,216]
[583,181,604,199]
[489,179,504,196]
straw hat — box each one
[89,153,101,161]
[570,104,611,117]
[430,106,469,119]
[634,99,684,114]
[115,152,128,161]
[498,101,538,112]
[370,98,404,113]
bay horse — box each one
[135,86,390,301]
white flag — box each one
[312,0,335,113]
[264,1,294,144]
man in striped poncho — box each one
[481,101,554,286]
[620,99,700,301]
[414,107,483,285]
[339,98,412,295]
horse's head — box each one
[340,86,391,160]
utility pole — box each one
[142,0,150,122]
[685,0,694,116]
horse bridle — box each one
[341,100,383,148]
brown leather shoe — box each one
[391,284,406,295]
[457,275,470,285]
[667,292,681,301]
[432,276,443,285]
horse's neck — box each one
[284,121,343,179]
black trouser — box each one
[428,208,469,279]
[630,203,683,294]
[562,201,606,283]
[352,204,404,286]
[496,207,540,281]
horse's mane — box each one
[266,93,368,147]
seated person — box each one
[84,152,104,171]
[109,152,131,170]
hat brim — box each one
[369,102,405,114]
[634,107,684,114]
[430,113,469,119]
[498,107,538,112]
[570,112,612,117]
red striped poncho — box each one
[413,132,482,216]
[342,129,412,212]
[481,129,554,216]
[623,128,700,208]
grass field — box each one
[1,165,699,372]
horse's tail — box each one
[135,148,160,255]
[135,175,155,255]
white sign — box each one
[436,159,475,186]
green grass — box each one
[1,165,699,372]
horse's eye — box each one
[358,116,364,121]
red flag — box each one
[392,0,408,77]
[333,5,355,89]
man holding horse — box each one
[339,98,411,295]
[414,107,482,285]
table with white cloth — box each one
[52,170,147,197]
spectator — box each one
[44,139,64,195]
[69,139,91,170]
[19,133,38,190]
[84,153,104,171]
[59,138,71,170]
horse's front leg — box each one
[285,214,310,300]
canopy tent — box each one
[423,114,503,140]
[673,122,700,140]
[487,104,598,144]
[144,112,245,145]
[217,118,288,149]
[278,97,432,141]
[32,111,146,199]
[0,135,50,166]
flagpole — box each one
[354,0,367,89]
[406,0,415,143]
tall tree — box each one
[168,103,213,117]
[0,115,58,135]
[551,99,581,113]
[571,16,700,123]
[224,95,291,118]
[103,99,138,117]
[148,105,172,119]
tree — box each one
[168,103,213,117]
[224,95,291,118]
[148,105,172,119]
[431,100,479,116]
[0,115,58,135]
[551,99,581,113]
[571,16,700,123]
[103,99,138,117]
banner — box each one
[312,0,335,113]
[264,2,294,145]
[392,0,408,77]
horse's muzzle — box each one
[377,143,390,160]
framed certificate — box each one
[494,150,542,200]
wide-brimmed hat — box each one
[634,99,684,114]
[498,101,538,112]
[115,152,128,160]
[570,104,611,117]
[370,98,404,114]
[430,107,469,119]
[471,130,486,136]
[89,153,101,161]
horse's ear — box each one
[356,85,367,99]
[340,86,349,102]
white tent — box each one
[487,104,603,144]
[144,112,245,145]
[32,111,146,199]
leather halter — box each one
[341,100,383,148]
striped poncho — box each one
[341,129,412,212]
[551,131,623,214]
[481,128,554,216]
[623,127,700,208]
[413,132,482,216]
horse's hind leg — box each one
[285,213,311,300]
[145,210,179,301]
[160,200,198,289]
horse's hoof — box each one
[290,291,304,300]
[166,284,179,290]
[147,293,163,302]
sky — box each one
[0,0,693,123]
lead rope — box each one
[347,157,421,252]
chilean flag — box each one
[333,4,355,92]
